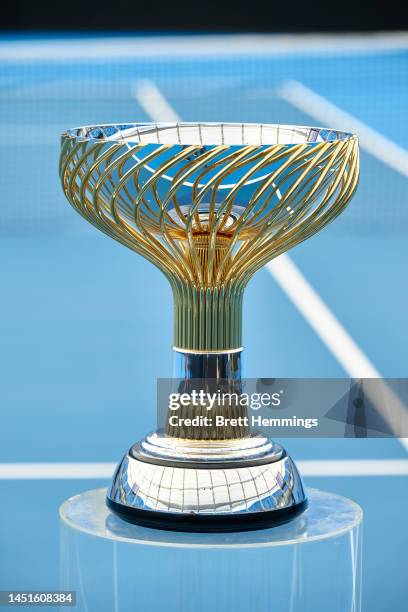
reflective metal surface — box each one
[107,435,307,530]
[173,347,243,380]
[106,345,307,529]
[169,348,247,440]
[134,432,280,465]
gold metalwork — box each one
[60,123,359,351]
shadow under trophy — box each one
[60,122,359,531]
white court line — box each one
[299,459,408,477]
[268,258,408,452]
[277,80,408,178]
[134,80,408,453]
[134,81,179,123]
[0,460,407,479]
[267,255,379,379]
[0,463,116,479]
[1,33,408,62]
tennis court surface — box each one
[0,33,407,610]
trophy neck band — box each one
[172,346,243,380]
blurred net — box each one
[1,35,407,232]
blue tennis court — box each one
[0,34,407,611]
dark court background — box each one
[2,0,408,33]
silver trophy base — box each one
[107,433,307,532]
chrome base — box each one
[107,433,307,532]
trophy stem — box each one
[166,348,249,440]
[172,283,244,352]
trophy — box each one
[60,122,359,531]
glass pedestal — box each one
[60,488,363,612]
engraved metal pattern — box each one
[108,451,306,515]
[60,122,359,352]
